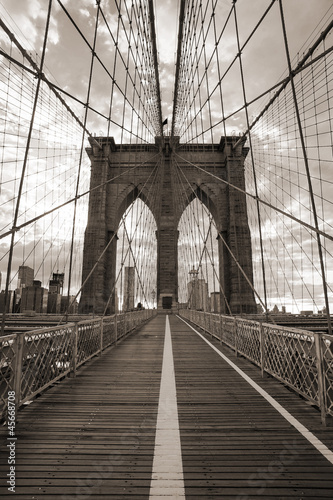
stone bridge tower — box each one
[79,136,257,315]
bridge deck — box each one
[1,315,333,499]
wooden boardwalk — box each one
[1,314,333,499]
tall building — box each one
[187,267,209,311]
[16,265,34,310]
[49,273,64,294]
[21,281,48,313]
[35,283,48,313]
[123,267,135,311]
[17,266,34,288]
[210,292,221,313]
[0,290,15,313]
[48,273,64,313]
[61,296,78,314]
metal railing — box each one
[0,310,156,421]
[179,310,333,424]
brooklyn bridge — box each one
[0,0,333,497]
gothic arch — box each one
[79,135,257,314]
[111,184,158,233]
[176,183,219,231]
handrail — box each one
[179,310,333,425]
[0,310,156,421]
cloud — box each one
[1,0,332,313]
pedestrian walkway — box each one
[1,314,333,498]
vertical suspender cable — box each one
[233,0,269,318]
[1,0,53,335]
[148,0,163,136]
[171,0,186,138]
[211,0,227,139]
[65,1,101,321]
[106,2,121,137]
[279,0,332,335]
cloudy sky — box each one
[1,0,332,134]
[0,0,332,312]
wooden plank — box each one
[170,315,333,498]
[0,316,165,498]
[1,314,332,499]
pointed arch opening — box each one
[178,198,220,312]
[116,198,157,311]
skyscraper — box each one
[16,265,34,311]
[187,267,209,311]
[123,267,135,311]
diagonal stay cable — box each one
[0,152,162,240]
[0,18,102,151]
[1,0,53,335]
[56,0,158,138]
[101,156,163,316]
[174,0,277,140]
[173,156,232,313]
[0,45,151,144]
[60,152,163,321]
[174,152,333,243]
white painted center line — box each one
[149,315,185,499]
[178,315,333,467]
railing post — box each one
[234,318,238,357]
[314,332,327,426]
[100,317,104,355]
[115,313,118,345]
[219,314,223,344]
[71,322,78,378]
[209,312,213,338]
[13,334,24,410]
[259,322,265,378]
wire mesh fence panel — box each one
[221,316,237,350]
[126,312,135,332]
[77,320,102,367]
[116,314,126,340]
[236,319,262,367]
[178,309,332,420]
[321,334,333,417]
[210,313,221,338]
[20,326,74,404]
[0,310,156,421]
[102,316,116,347]
[0,334,17,420]
[263,325,319,404]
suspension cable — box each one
[1,0,53,335]
[279,0,332,335]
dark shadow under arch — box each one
[114,185,158,232]
[176,184,219,231]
